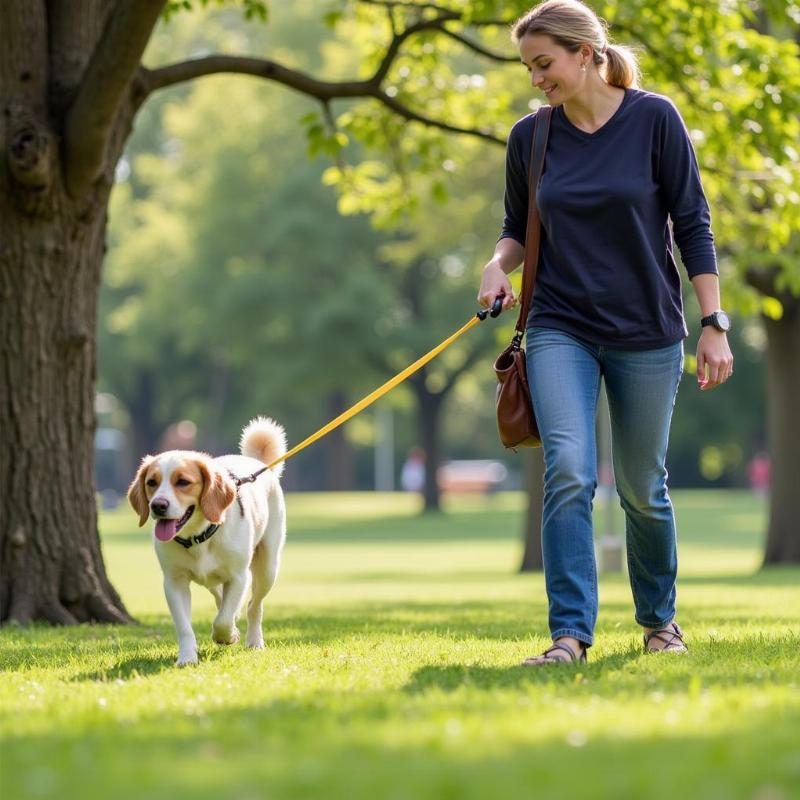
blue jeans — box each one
[526,327,684,647]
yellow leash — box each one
[257,302,502,474]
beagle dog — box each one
[128,416,287,666]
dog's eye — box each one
[175,478,191,487]
[146,479,158,488]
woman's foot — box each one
[643,622,688,653]
[522,636,587,667]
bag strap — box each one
[514,105,553,336]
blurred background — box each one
[94,1,791,517]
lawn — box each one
[1,490,798,800]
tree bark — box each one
[519,447,545,571]
[762,300,800,565]
[0,1,148,624]
[0,193,133,624]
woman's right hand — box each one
[478,262,516,312]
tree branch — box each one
[142,5,511,147]
[745,266,780,298]
[144,55,373,99]
[357,0,458,13]
[439,27,518,62]
[63,0,167,197]
[356,1,510,28]
[376,89,504,145]
[144,55,505,146]
[46,0,116,106]
[370,13,459,86]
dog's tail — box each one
[240,416,288,478]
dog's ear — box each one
[128,456,154,527]
[196,459,236,523]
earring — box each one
[580,63,587,72]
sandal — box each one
[522,640,587,667]
[643,622,688,653]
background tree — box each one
[103,17,510,509]
[101,55,392,491]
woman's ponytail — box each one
[602,43,640,89]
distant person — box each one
[747,452,771,495]
[400,447,426,493]
[158,420,198,451]
[477,0,733,665]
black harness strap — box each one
[174,523,221,549]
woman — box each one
[477,0,733,665]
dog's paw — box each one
[245,635,265,650]
[176,651,198,667]
[212,624,240,645]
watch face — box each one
[716,311,731,331]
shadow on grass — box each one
[404,648,642,693]
[403,631,799,696]
[3,590,797,686]
[78,654,177,680]
[0,622,175,676]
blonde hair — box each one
[512,0,640,89]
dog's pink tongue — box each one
[155,519,178,542]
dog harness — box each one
[173,523,220,549]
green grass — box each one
[2,490,799,800]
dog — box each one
[127,416,287,666]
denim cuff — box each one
[551,628,594,647]
[635,616,675,629]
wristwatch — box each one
[700,310,731,332]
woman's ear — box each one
[128,456,154,527]
[196,459,236,523]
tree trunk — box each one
[0,202,133,624]
[762,301,800,565]
[203,354,231,454]
[127,370,161,461]
[0,1,139,622]
[415,377,445,513]
[322,389,353,490]
[519,447,545,571]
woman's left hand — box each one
[696,329,734,391]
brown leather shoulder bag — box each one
[494,106,552,449]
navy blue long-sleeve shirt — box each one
[499,89,718,349]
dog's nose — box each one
[150,497,170,516]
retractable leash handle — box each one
[477,296,504,321]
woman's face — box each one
[518,34,587,105]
